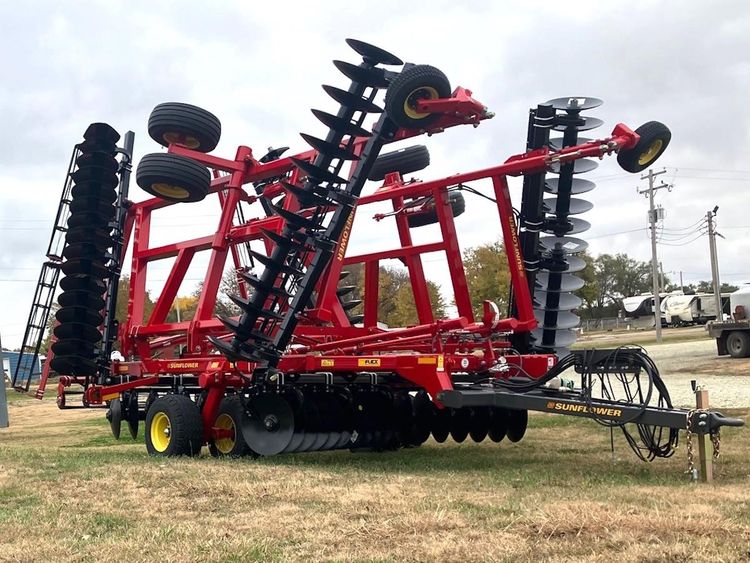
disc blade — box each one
[538,236,588,254]
[542,217,590,236]
[449,408,471,443]
[346,38,403,66]
[547,137,592,151]
[546,96,603,111]
[552,116,604,132]
[468,408,490,443]
[533,310,580,330]
[543,197,594,215]
[108,398,122,440]
[241,395,294,456]
[333,60,389,88]
[431,406,451,443]
[531,328,578,348]
[547,158,599,174]
[545,178,596,195]
[488,409,507,443]
[540,255,587,274]
[535,272,584,293]
[533,291,583,311]
[506,409,528,443]
[127,392,139,440]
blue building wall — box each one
[2,350,43,383]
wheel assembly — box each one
[148,102,221,153]
[145,394,203,456]
[385,65,451,129]
[136,153,211,202]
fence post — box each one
[696,388,713,483]
[0,333,9,428]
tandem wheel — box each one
[145,394,203,456]
[385,65,451,129]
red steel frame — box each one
[50,88,641,445]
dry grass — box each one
[1,399,749,562]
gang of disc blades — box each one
[240,394,295,456]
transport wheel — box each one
[385,65,451,129]
[407,191,466,228]
[208,395,254,457]
[136,153,211,202]
[147,102,221,152]
[617,121,671,173]
[368,145,430,181]
[145,394,203,456]
[726,331,750,358]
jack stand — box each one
[696,386,714,483]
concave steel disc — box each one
[506,409,529,443]
[61,258,108,279]
[488,409,507,443]
[552,116,604,132]
[539,255,587,274]
[57,290,105,311]
[543,197,594,216]
[346,38,404,66]
[534,272,585,293]
[412,390,433,444]
[542,217,591,236]
[75,152,119,171]
[531,328,578,348]
[547,137,592,151]
[51,338,97,358]
[107,397,122,439]
[59,275,106,294]
[281,389,306,453]
[65,227,113,247]
[240,394,295,456]
[545,178,596,195]
[468,407,490,443]
[547,158,599,175]
[67,212,113,229]
[49,354,96,376]
[533,291,583,311]
[546,96,603,111]
[449,408,471,443]
[56,305,103,326]
[538,236,588,254]
[53,322,102,343]
[533,310,581,330]
[126,391,139,440]
[393,392,415,446]
[431,405,451,443]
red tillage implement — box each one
[14,39,741,461]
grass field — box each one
[1,397,749,562]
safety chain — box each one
[685,409,696,478]
[684,409,721,479]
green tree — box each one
[461,240,511,318]
[592,253,654,316]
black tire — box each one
[368,145,430,181]
[617,121,671,173]
[148,102,221,153]
[407,191,466,228]
[145,394,203,456]
[136,153,211,203]
[726,331,750,358]
[385,65,451,129]
[208,395,254,457]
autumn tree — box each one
[461,240,511,318]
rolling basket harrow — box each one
[13,39,742,462]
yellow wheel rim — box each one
[152,182,191,199]
[151,412,171,453]
[637,138,664,166]
[403,86,439,120]
[214,413,236,455]
[163,132,200,149]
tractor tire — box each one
[145,394,203,456]
[726,330,750,358]
[136,153,211,203]
[407,191,466,228]
[617,121,671,173]
[368,145,430,181]
[148,102,221,153]
[385,65,451,129]
[208,395,254,457]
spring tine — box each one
[300,133,359,161]
[345,38,403,66]
[269,202,322,231]
[290,157,348,185]
[281,181,332,208]
[333,60,390,88]
[247,250,304,278]
[311,109,371,138]
[322,85,383,114]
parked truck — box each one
[707,285,750,358]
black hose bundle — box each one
[491,346,679,461]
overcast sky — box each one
[1,1,749,348]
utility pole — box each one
[707,207,724,320]
[0,332,9,428]
[659,262,665,293]
[638,168,671,343]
